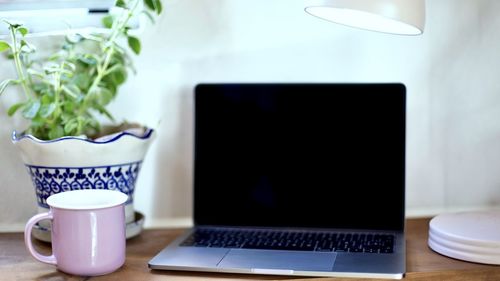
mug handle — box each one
[24,212,57,265]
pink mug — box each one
[24,189,128,276]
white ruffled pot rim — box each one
[12,127,155,227]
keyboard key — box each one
[180,229,395,254]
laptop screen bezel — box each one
[193,83,406,232]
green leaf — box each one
[44,64,60,74]
[114,71,126,86]
[33,83,51,94]
[0,41,10,52]
[144,0,155,11]
[144,0,162,14]
[96,87,114,105]
[79,33,104,42]
[127,36,141,55]
[18,27,28,36]
[112,67,127,85]
[104,64,127,86]
[48,125,64,139]
[116,0,127,8]
[60,112,73,123]
[93,102,115,121]
[73,73,91,89]
[111,49,126,64]
[52,107,62,119]
[41,94,52,104]
[102,15,114,29]
[27,69,46,79]
[3,20,22,29]
[61,84,83,101]
[123,27,132,37]
[153,0,162,14]
[63,61,76,71]
[7,102,25,117]
[22,100,41,119]
[77,54,98,65]
[60,69,74,78]
[0,79,18,96]
[64,119,79,135]
[20,40,36,53]
[39,103,57,118]
[30,116,45,128]
[39,85,54,96]
[48,52,63,61]
[103,63,123,75]
[19,52,31,68]
[100,79,117,97]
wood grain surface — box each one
[1,218,500,280]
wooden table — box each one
[1,218,499,280]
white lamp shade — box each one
[304,0,425,35]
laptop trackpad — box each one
[218,249,337,272]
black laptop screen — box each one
[194,84,406,231]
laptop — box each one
[149,83,406,279]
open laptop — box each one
[149,83,406,279]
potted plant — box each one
[0,0,162,241]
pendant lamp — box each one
[304,0,425,35]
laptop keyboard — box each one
[180,228,395,253]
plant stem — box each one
[9,26,33,100]
[83,0,140,114]
[53,64,62,120]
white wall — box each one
[2,0,500,230]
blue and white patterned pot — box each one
[12,127,155,224]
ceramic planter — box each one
[12,127,155,241]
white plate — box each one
[32,211,145,242]
[429,211,500,246]
[429,233,500,265]
[428,211,500,265]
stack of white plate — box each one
[428,210,500,265]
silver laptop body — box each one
[149,83,406,279]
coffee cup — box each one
[24,189,128,276]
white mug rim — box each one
[46,190,128,210]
